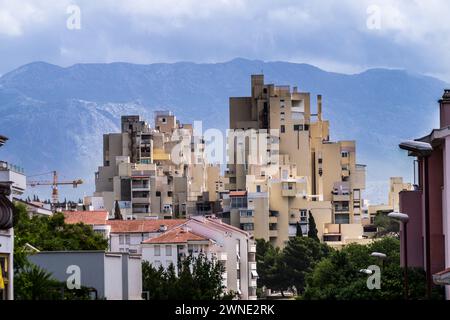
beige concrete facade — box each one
[95,114,222,220]
[226,75,368,247]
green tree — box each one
[282,236,330,294]
[373,211,399,237]
[142,254,226,300]
[307,212,319,241]
[302,237,444,300]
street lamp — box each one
[370,252,387,260]
[359,269,373,275]
[371,252,387,269]
[399,140,433,299]
[388,211,409,300]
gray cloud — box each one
[1,0,449,80]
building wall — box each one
[399,190,424,268]
[29,251,142,300]
[426,148,446,274]
[443,136,450,298]
[104,254,123,300]
[29,251,106,298]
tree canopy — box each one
[142,254,231,300]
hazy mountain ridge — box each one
[0,58,447,203]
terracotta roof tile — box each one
[107,219,185,233]
[143,226,208,244]
[63,211,108,225]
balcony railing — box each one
[0,161,24,174]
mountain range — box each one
[0,58,447,204]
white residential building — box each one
[141,216,258,300]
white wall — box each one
[128,256,143,300]
[110,232,160,254]
[142,244,178,271]
[104,254,123,300]
[186,219,252,299]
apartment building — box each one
[63,211,257,299]
[0,135,26,300]
[367,177,414,225]
[226,75,367,247]
[94,113,221,219]
[141,216,258,300]
[398,89,450,299]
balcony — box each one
[333,194,350,201]
[269,230,278,238]
[131,182,150,191]
[225,183,236,190]
[240,216,254,224]
[281,189,296,197]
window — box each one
[154,260,162,268]
[240,223,254,231]
[280,125,285,133]
[125,234,130,245]
[119,235,125,245]
[300,209,308,222]
[161,118,167,123]
[231,196,247,208]
[240,210,254,217]
[165,245,172,256]
[263,88,267,94]
[154,245,161,256]
[294,124,303,131]
[341,151,349,158]
[156,191,161,197]
[256,185,261,192]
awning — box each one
[433,268,450,285]
[251,270,259,278]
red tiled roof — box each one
[63,211,108,225]
[229,191,247,197]
[142,226,208,244]
[107,219,186,233]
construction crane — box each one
[27,171,83,205]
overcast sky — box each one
[1,0,449,81]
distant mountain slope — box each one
[0,58,446,203]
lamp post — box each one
[388,212,409,299]
[371,252,387,268]
[399,140,433,299]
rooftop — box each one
[142,226,208,244]
[63,210,109,225]
[107,219,185,233]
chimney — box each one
[439,89,450,128]
[317,94,322,121]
